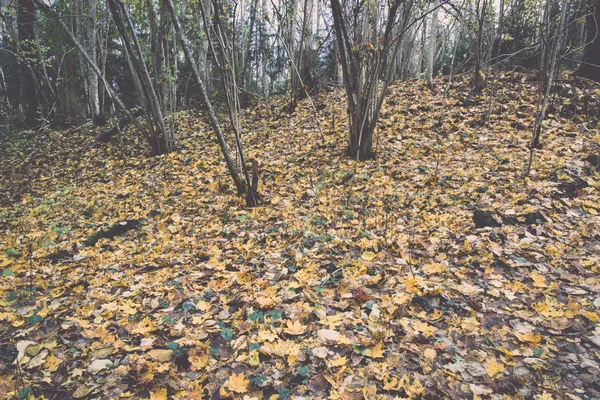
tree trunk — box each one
[473,0,488,94]
[164,0,251,201]
[288,0,298,105]
[33,20,63,123]
[107,0,173,155]
[426,0,439,89]
[530,0,568,150]
[241,0,259,88]
[86,0,101,124]
[330,0,406,160]
[577,0,600,82]
[18,0,40,128]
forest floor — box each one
[1,72,600,400]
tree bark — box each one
[473,0,489,94]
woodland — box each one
[0,0,600,398]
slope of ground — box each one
[0,72,599,399]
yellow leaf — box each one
[366,342,385,358]
[530,271,546,288]
[285,320,306,335]
[50,287,66,298]
[257,327,279,342]
[403,278,418,294]
[189,348,209,371]
[586,311,600,322]
[44,354,62,372]
[329,356,348,367]
[422,263,445,275]
[227,372,250,393]
[149,388,167,400]
[485,359,504,377]
[412,320,437,337]
[514,331,542,343]
[361,251,377,261]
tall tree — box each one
[473,0,489,94]
[18,0,40,127]
[76,0,101,123]
[426,0,439,89]
[527,0,568,175]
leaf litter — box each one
[0,71,599,399]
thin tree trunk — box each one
[426,0,438,89]
[107,0,173,155]
[33,21,62,122]
[473,0,488,94]
[86,0,100,122]
[18,0,40,127]
[528,0,568,169]
[241,0,259,88]
[164,0,249,199]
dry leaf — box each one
[227,372,250,393]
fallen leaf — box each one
[485,359,504,377]
[361,251,377,261]
[285,320,307,335]
[148,349,174,362]
[87,359,113,374]
[149,388,167,400]
[227,372,250,393]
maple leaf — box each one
[530,271,547,288]
[412,320,437,337]
[365,342,385,358]
[423,348,437,360]
[189,348,209,371]
[227,372,250,393]
[328,356,348,367]
[248,350,260,366]
[285,320,307,335]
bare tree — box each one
[107,0,174,155]
[164,0,258,205]
[18,0,40,127]
[473,0,489,94]
[426,0,439,89]
[526,0,568,175]
[330,0,413,160]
